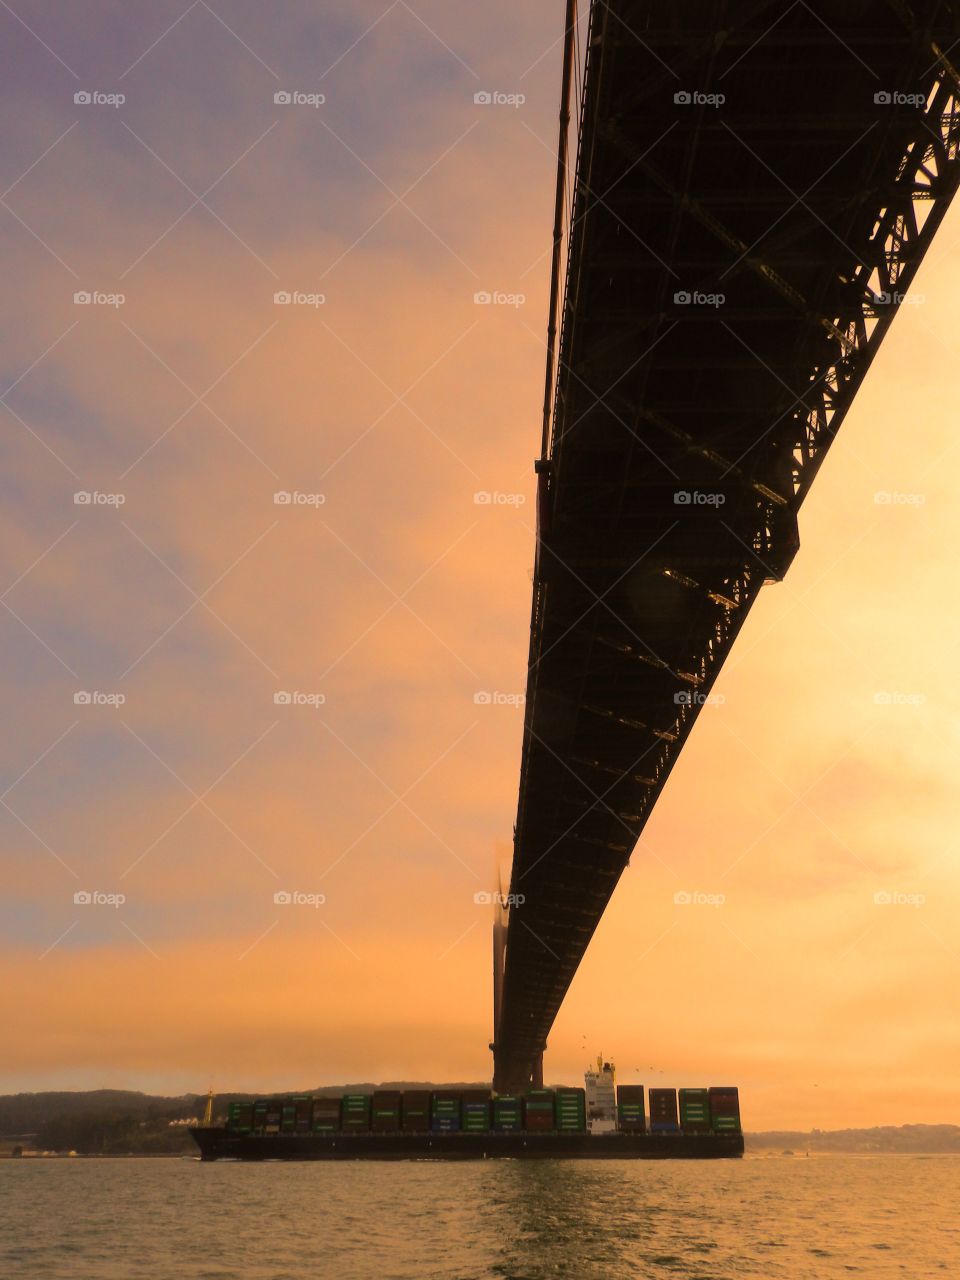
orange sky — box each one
[1,1,958,1131]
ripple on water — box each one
[0,1156,958,1280]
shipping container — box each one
[617,1085,645,1103]
[708,1086,742,1134]
[524,1089,556,1132]
[431,1091,462,1133]
[461,1091,492,1133]
[280,1099,297,1134]
[264,1101,282,1135]
[341,1093,372,1131]
[555,1087,586,1132]
[371,1090,402,1133]
[227,1102,254,1134]
[679,1088,712,1134]
[648,1087,680,1133]
[252,1100,269,1133]
[294,1097,313,1133]
[616,1084,646,1133]
[401,1091,431,1133]
[492,1094,523,1132]
[311,1097,341,1134]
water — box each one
[1,1155,957,1278]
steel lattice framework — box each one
[493,0,960,1092]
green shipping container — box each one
[679,1088,711,1133]
[341,1094,372,1130]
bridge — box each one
[492,0,960,1092]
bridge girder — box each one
[494,0,960,1084]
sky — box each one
[1,0,958,1132]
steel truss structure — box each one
[493,0,960,1092]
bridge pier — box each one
[492,1047,545,1095]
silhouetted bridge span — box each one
[492,0,960,1092]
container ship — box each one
[191,1063,743,1161]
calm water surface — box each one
[1,1155,957,1279]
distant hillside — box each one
[0,1091,202,1134]
[0,1084,493,1134]
[0,1085,490,1154]
[746,1125,960,1153]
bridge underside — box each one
[494,0,960,1091]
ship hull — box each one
[190,1127,744,1161]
